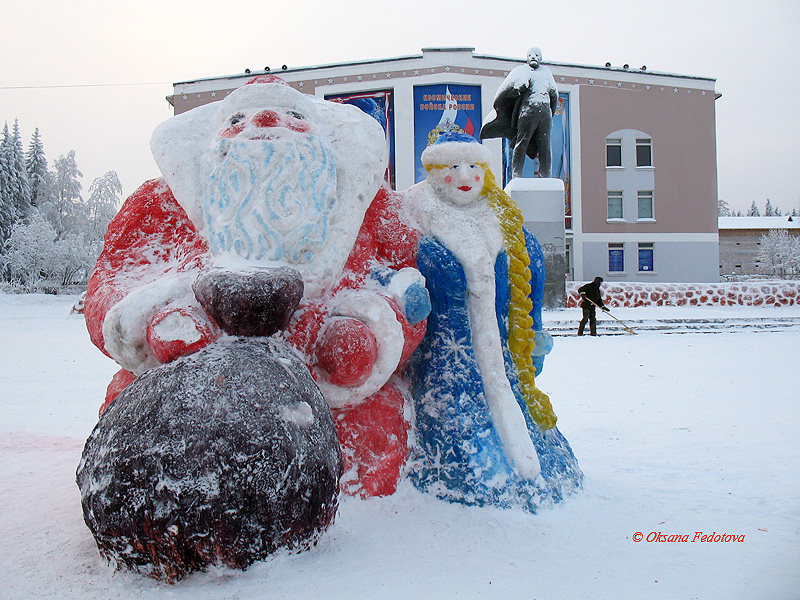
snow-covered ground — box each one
[1,293,798,599]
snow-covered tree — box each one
[757,229,800,278]
[25,128,49,208]
[9,120,31,217]
[0,124,16,245]
[0,213,61,291]
[718,198,732,217]
[39,150,82,237]
[747,201,761,217]
[764,199,776,216]
[85,171,121,242]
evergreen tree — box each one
[25,128,49,208]
[0,122,18,244]
[746,200,761,217]
[718,198,732,217]
[764,198,775,216]
[9,120,32,217]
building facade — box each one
[168,47,720,283]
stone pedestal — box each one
[505,178,566,308]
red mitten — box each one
[146,304,220,364]
[315,317,378,387]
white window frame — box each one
[637,190,655,221]
[638,242,655,273]
[635,138,653,168]
[606,138,623,168]
[607,191,624,221]
[608,242,625,273]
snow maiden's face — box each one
[427,162,486,208]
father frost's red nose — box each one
[251,110,282,128]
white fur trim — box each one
[314,291,403,409]
[421,140,492,167]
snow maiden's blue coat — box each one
[409,231,583,512]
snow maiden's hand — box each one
[370,267,431,325]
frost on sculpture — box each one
[78,74,581,581]
[79,75,430,580]
[480,46,559,178]
[404,132,582,512]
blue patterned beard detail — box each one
[203,134,338,264]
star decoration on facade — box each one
[357,75,363,81]
[414,70,420,75]
[589,79,595,85]
[385,73,392,78]
[474,69,480,74]
[444,66,451,72]
[560,76,566,82]
[617,82,623,88]
[327,78,334,84]
[645,85,651,90]
[673,87,679,93]
[182,95,187,100]
[297,82,304,88]
[701,90,707,96]
[210,91,216,97]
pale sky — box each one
[2,0,798,214]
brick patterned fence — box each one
[565,281,800,308]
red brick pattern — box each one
[566,281,800,308]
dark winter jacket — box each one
[578,281,605,309]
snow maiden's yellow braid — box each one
[479,167,557,430]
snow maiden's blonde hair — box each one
[422,136,556,429]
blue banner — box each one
[413,84,483,183]
[325,90,396,188]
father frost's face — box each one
[203,97,338,265]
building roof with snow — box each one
[718,216,800,230]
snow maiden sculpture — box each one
[404,132,582,512]
[76,76,581,581]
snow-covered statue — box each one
[79,76,430,579]
[480,47,558,178]
[404,132,582,512]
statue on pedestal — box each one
[480,47,558,178]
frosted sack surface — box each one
[76,337,342,581]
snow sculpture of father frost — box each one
[83,75,430,499]
[480,46,558,178]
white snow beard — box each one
[203,134,338,265]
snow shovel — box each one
[582,296,637,335]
